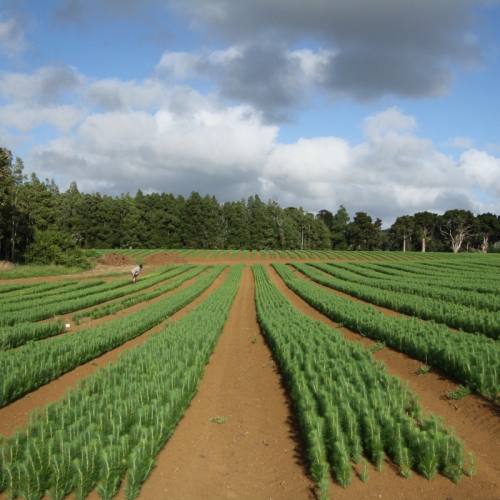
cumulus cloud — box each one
[176,0,482,103]
[0,14,27,56]
[13,78,497,225]
[53,0,486,116]
[0,65,86,132]
[157,44,334,121]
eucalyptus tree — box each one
[389,215,414,252]
[438,209,476,253]
[413,211,438,252]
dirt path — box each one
[128,265,316,500]
[0,268,230,437]
[267,265,500,499]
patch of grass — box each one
[446,385,471,400]
[252,332,258,343]
[209,416,227,424]
[263,361,274,367]
[416,364,431,375]
[368,341,386,353]
[0,264,88,279]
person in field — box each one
[131,264,143,284]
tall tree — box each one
[437,209,476,253]
[347,212,382,250]
[329,205,350,250]
[413,211,437,252]
[389,215,414,252]
[475,213,500,252]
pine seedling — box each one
[442,436,464,483]
[72,444,100,500]
[464,452,477,477]
[399,447,412,479]
[307,420,329,499]
[48,449,75,500]
[417,438,439,480]
[96,447,124,500]
[124,444,157,500]
[417,364,431,375]
[360,458,370,483]
[333,440,352,488]
[446,385,471,400]
[3,463,19,500]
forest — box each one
[2,147,500,262]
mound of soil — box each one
[0,261,13,270]
[144,252,187,265]
[96,253,134,266]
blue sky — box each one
[1,0,500,225]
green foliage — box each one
[446,385,471,400]
[273,263,500,404]
[0,265,227,407]
[417,365,431,375]
[252,265,468,491]
[209,416,227,424]
[25,230,91,269]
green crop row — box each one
[0,280,78,301]
[366,260,497,281]
[0,266,180,327]
[349,262,500,294]
[0,265,242,500]
[312,262,500,313]
[272,263,500,401]
[72,265,208,324]
[253,265,467,497]
[0,265,227,408]
[0,321,65,351]
[299,263,500,339]
[1,280,107,312]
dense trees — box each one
[2,145,500,261]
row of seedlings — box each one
[72,265,205,324]
[253,265,469,499]
[0,265,228,407]
[347,262,500,294]
[272,263,500,401]
[1,280,107,312]
[0,265,243,500]
[296,263,500,339]
[0,267,195,350]
[0,280,82,302]
[0,266,183,327]
[310,262,500,313]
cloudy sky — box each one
[1,0,499,225]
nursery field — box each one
[0,252,499,499]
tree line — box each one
[1,147,499,262]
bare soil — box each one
[96,253,134,266]
[125,265,316,499]
[144,252,188,265]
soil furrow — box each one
[0,268,230,438]
[267,264,500,500]
[126,265,316,500]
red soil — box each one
[143,252,187,265]
[96,252,134,266]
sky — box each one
[1,0,500,226]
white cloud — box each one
[447,136,475,149]
[1,64,497,224]
[0,15,27,56]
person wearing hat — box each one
[131,264,143,284]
